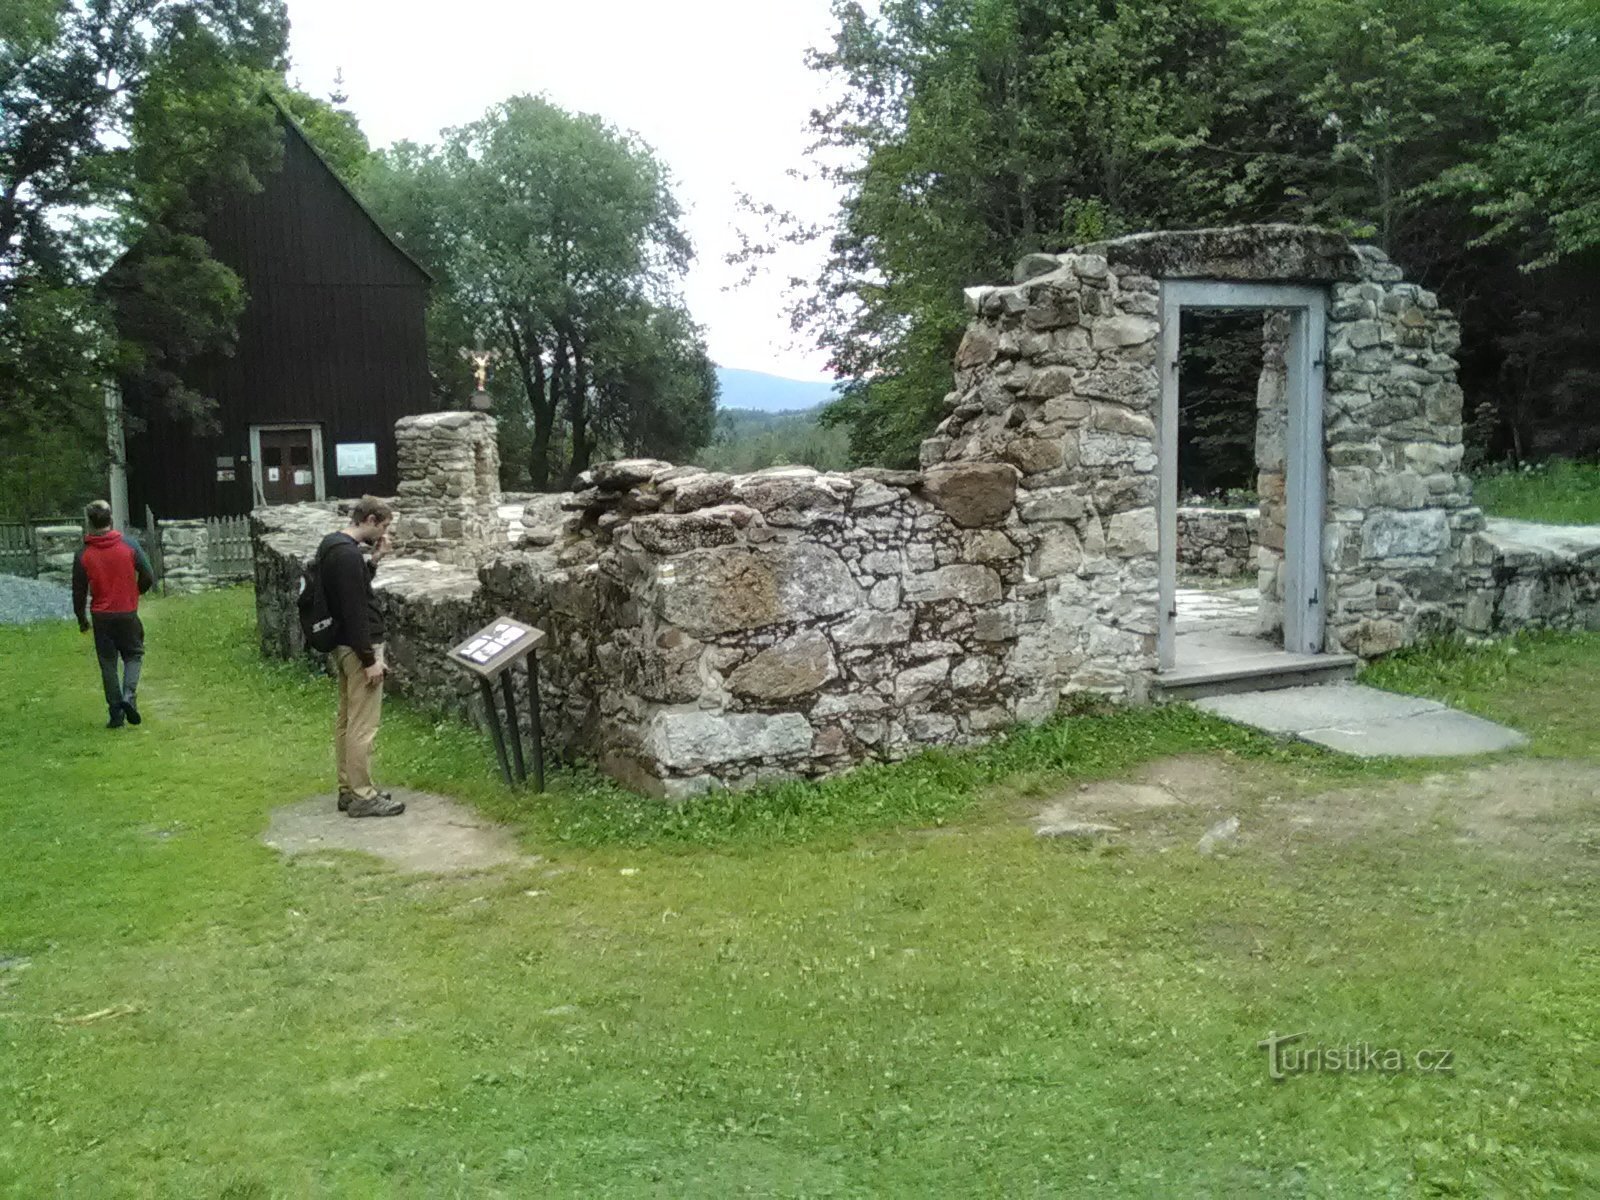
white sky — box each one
[285,0,844,382]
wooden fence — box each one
[204,516,253,579]
[0,518,74,579]
[0,513,252,587]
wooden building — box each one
[119,98,433,520]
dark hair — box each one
[351,495,394,525]
[85,500,114,531]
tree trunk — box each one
[505,314,554,490]
[547,329,572,488]
[565,327,592,484]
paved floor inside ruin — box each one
[1175,584,1261,638]
[1171,584,1293,675]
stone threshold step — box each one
[1153,653,1359,701]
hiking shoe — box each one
[338,788,392,812]
[346,793,405,818]
[106,704,125,729]
[122,696,141,726]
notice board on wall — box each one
[336,442,378,476]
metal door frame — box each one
[1157,281,1328,669]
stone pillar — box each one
[392,412,504,566]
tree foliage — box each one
[1,0,290,499]
[363,96,716,489]
[793,0,1600,467]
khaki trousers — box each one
[333,644,384,798]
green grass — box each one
[1472,459,1600,525]
[2,590,1597,1197]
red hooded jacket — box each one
[72,530,156,621]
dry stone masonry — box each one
[1178,507,1259,579]
[392,412,506,565]
[252,225,1592,797]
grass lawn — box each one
[2,589,1596,1197]
[1472,460,1600,526]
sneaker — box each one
[106,704,125,730]
[346,793,405,818]
[338,788,392,812]
[122,695,141,726]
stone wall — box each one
[933,226,1485,660]
[393,412,505,566]
[921,247,1164,709]
[1460,519,1600,635]
[156,519,254,594]
[33,525,82,587]
[257,452,1085,798]
[1320,256,1485,656]
[248,225,1583,800]
[1177,507,1259,578]
[252,498,494,723]
[1254,313,1289,636]
[501,458,1047,797]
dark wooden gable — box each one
[124,103,434,520]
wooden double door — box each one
[256,426,321,504]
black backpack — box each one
[297,543,340,653]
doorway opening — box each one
[1157,282,1328,677]
[1174,308,1271,655]
[251,424,326,506]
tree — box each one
[364,96,714,489]
[1442,0,1600,270]
[796,0,1600,467]
[0,0,289,493]
[800,0,1240,467]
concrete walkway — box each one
[1194,683,1529,758]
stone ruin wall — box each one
[259,454,1056,798]
[1177,508,1259,579]
[479,458,1043,797]
[250,228,1598,798]
[391,411,506,566]
[1319,254,1486,655]
[933,228,1485,659]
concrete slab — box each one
[1195,684,1529,758]
[263,790,534,873]
[1303,709,1531,758]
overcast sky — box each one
[285,0,844,382]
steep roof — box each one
[264,94,433,285]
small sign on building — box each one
[336,442,378,476]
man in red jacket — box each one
[72,501,156,728]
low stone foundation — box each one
[1177,507,1259,578]
[1461,518,1600,635]
[255,450,1158,798]
[32,525,82,587]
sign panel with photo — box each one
[447,617,545,679]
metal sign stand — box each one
[447,617,547,791]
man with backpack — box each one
[309,496,404,818]
[73,500,156,728]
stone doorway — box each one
[1157,282,1328,675]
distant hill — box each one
[715,366,837,414]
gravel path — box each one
[0,572,74,625]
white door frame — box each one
[249,423,327,506]
[1157,281,1328,669]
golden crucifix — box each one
[466,348,494,391]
